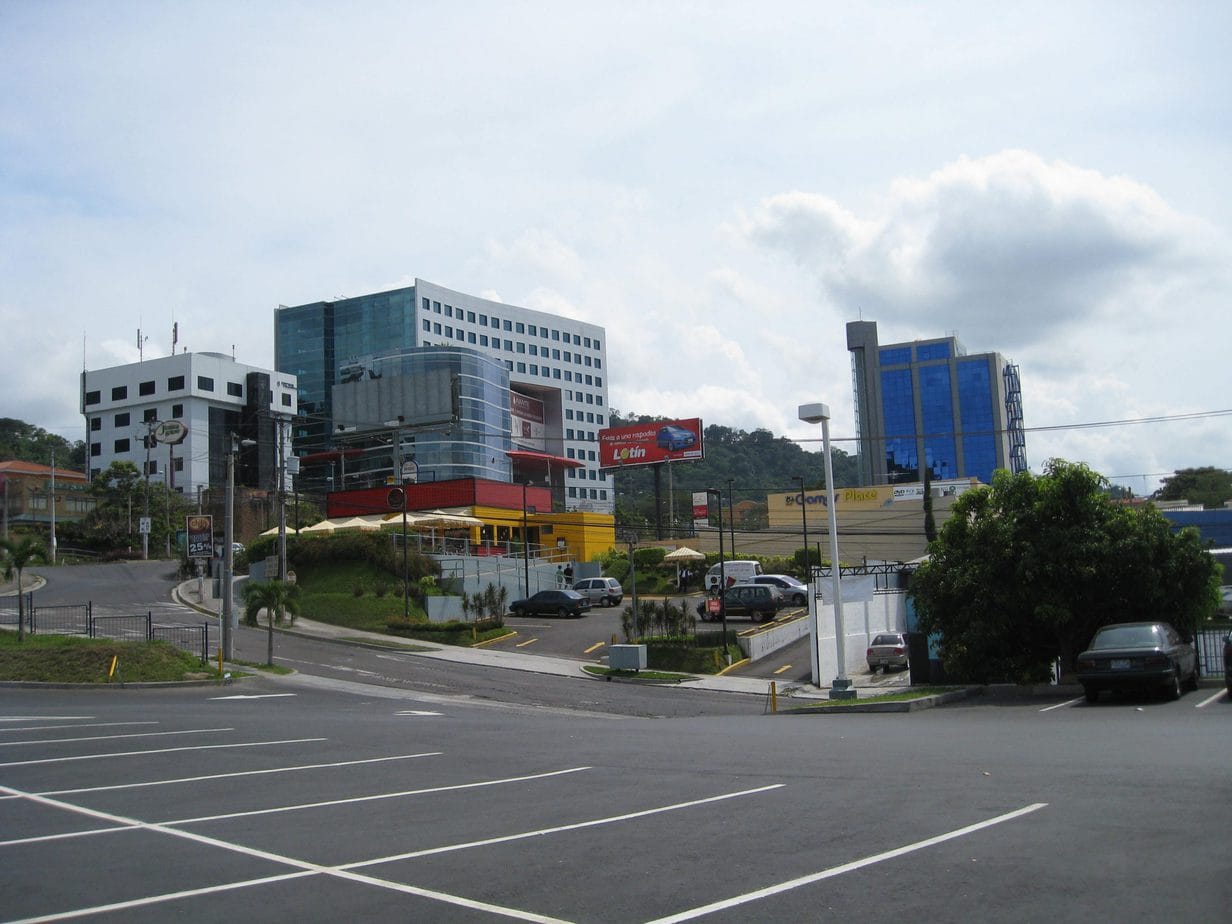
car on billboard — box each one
[656,425,697,451]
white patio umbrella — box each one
[259,525,299,537]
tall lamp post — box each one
[705,487,729,663]
[798,403,854,700]
[222,434,255,662]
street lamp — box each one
[705,487,729,663]
[222,434,255,662]
[798,402,854,700]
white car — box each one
[752,574,808,606]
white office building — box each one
[81,352,297,498]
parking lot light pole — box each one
[706,487,729,664]
[799,403,854,699]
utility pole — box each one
[49,449,57,564]
[222,436,236,661]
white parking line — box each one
[0,721,158,734]
[0,728,232,748]
[1195,688,1228,708]
[0,737,325,769]
[38,752,442,796]
[645,802,1049,923]
[0,716,94,722]
[1039,697,1084,712]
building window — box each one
[565,410,573,420]
[455,328,464,341]
[422,297,430,310]
[139,380,155,396]
[565,372,573,382]
[227,382,243,397]
[445,305,453,317]
[89,442,101,457]
[422,319,430,331]
[468,332,477,344]
[467,311,475,323]
[84,390,100,406]
[171,403,183,418]
[480,335,489,347]
[89,417,101,432]
[502,320,511,331]
[515,322,525,334]
[595,360,602,370]
[553,369,561,379]
[530,364,538,375]
[503,339,512,351]
[168,375,185,391]
[197,376,214,392]
[143,408,157,423]
[490,316,500,328]
[111,385,127,401]
[479,314,488,325]
[433,301,441,312]
[281,393,292,407]
[114,412,130,427]
[505,361,513,371]
[434,322,442,334]
[567,429,575,440]
[445,326,453,338]
[528,325,537,336]
[114,438,130,453]
[595,376,602,386]
[516,342,525,353]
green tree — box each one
[910,459,1221,683]
[1,536,48,642]
[0,418,86,469]
[242,579,302,666]
[1153,467,1232,509]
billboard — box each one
[511,391,546,447]
[599,418,704,469]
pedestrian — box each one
[556,565,565,588]
[563,563,574,586]
[678,568,688,593]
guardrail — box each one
[1,599,209,664]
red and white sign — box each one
[598,417,704,469]
[693,491,710,527]
[511,391,546,447]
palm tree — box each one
[1,536,47,642]
[241,580,301,666]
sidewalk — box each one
[173,578,888,701]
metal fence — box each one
[1196,626,1229,678]
[0,599,209,664]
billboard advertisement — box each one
[599,418,704,469]
[511,391,546,447]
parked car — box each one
[1076,621,1199,703]
[1224,630,1232,696]
[867,632,909,673]
[752,574,808,606]
[509,590,591,619]
[656,425,697,451]
[696,583,782,622]
[572,577,624,607]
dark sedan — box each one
[1076,621,1199,703]
[509,589,591,618]
[696,583,783,622]
[1224,630,1232,696]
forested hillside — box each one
[607,411,858,530]
[0,419,86,469]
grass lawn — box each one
[0,633,220,683]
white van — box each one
[705,560,763,591]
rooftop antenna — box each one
[171,321,178,357]
[137,328,149,361]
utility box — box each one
[609,644,647,671]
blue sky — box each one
[2,1,1229,493]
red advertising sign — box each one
[598,418,704,469]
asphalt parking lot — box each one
[2,679,1229,922]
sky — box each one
[2,1,1230,495]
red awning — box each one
[506,449,585,469]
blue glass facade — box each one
[848,320,1025,487]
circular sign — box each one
[154,420,188,444]
[387,488,406,510]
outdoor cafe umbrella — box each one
[259,525,300,537]
[663,545,705,588]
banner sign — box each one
[692,491,710,527]
[511,391,546,447]
[599,417,704,469]
[186,515,213,558]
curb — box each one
[780,686,978,714]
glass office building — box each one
[274,279,613,512]
[846,321,1027,487]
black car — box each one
[1076,621,1199,703]
[696,583,783,622]
[1224,630,1232,696]
[508,589,591,618]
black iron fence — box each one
[1196,625,1229,678]
[1,598,209,664]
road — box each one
[1,679,1229,922]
